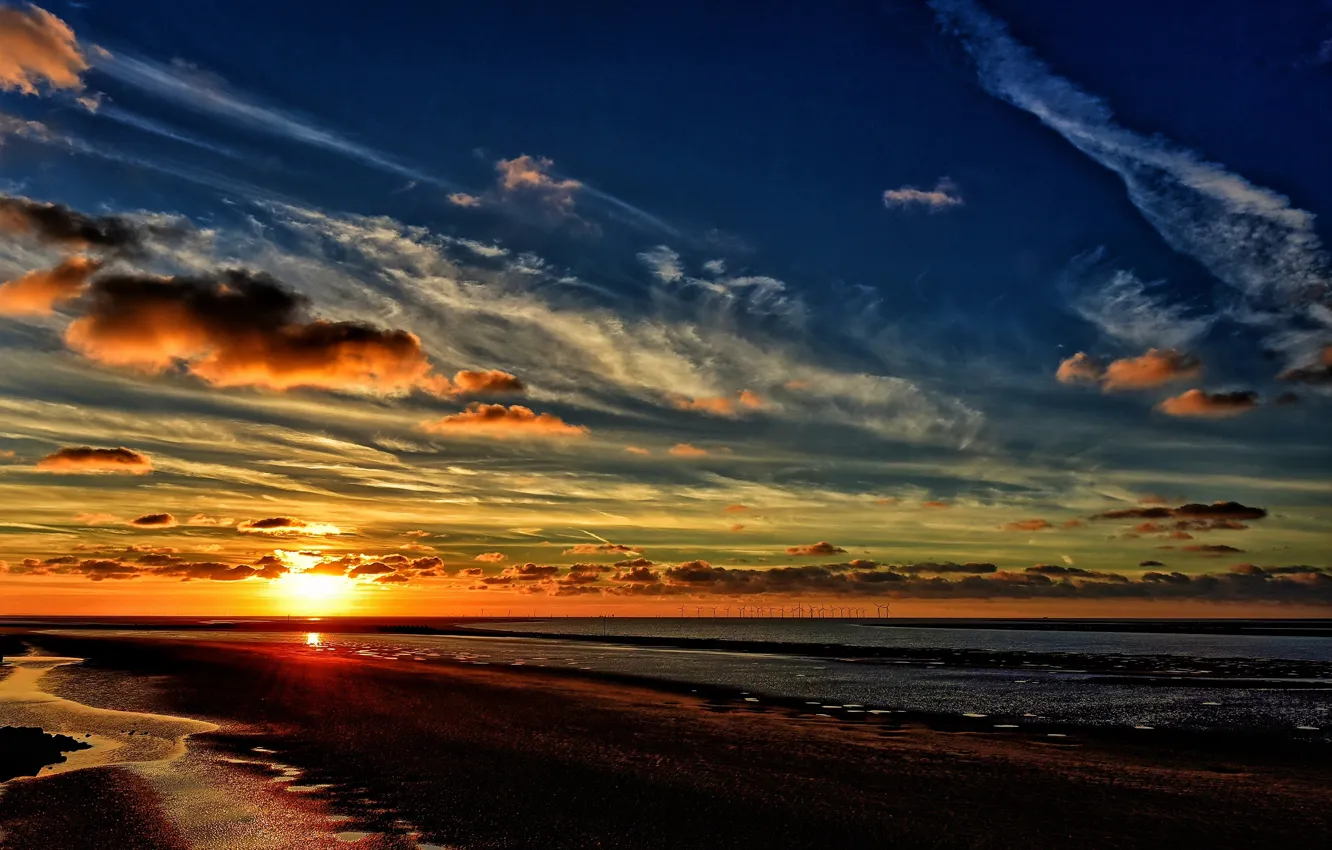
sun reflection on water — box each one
[306,633,322,647]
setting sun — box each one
[272,572,353,616]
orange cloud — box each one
[1055,352,1103,384]
[449,369,524,396]
[473,552,506,563]
[729,524,745,532]
[922,500,950,509]
[673,395,735,415]
[496,155,581,212]
[63,270,455,396]
[187,514,232,526]
[421,403,588,438]
[563,543,639,555]
[672,390,764,417]
[74,512,118,524]
[0,5,87,95]
[882,178,963,211]
[1102,349,1200,391]
[723,504,749,513]
[1003,519,1051,532]
[236,517,340,536]
[1157,389,1258,418]
[668,443,709,457]
[130,513,177,528]
[624,446,650,456]
[35,446,152,474]
[447,192,481,208]
[0,256,100,316]
[785,541,847,556]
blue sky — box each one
[0,0,1328,615]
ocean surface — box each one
[476,618,1332,661]
[42,619,1332,738]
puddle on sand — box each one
[0,655,218,778]
[1,655,416,848]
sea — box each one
[19,616,1330,737]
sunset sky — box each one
[1,1,1329,617]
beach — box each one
[1,629,1329,849]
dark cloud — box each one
[0,195,166,256]
[63,269,458,396]
[1093,501,1266,523]
[1183,544,1244,555]
[348,562,395,578]
[236,516,339,536]
[785,541,847,556]
[504,563,560,580]
[1174,502,1268,521]
[154,562,258,582]
[1025,564,1128,582]
[1139,560,1166,567]
[250,555,290,580]
[612,557,653,568]
[560,564,609,585]
[130,513,177,528]
[893,562,997,575]
[35,446,152,474]
[612,565,661,584]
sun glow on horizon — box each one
[272,570,354,616]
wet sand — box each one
[2,631,1326,849]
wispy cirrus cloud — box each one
[932,0,1332,367]
[1063,252,1215,350]
[89,51,451,188]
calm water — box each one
[473,618,1332,662]
[48,625,1332,736]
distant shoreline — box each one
[5,616,1332,638]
